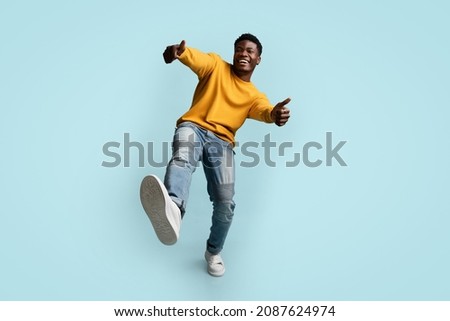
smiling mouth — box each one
[238,59,249,65]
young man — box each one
[140,33,291,277]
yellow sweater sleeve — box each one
[248,94,274,123]
[177,47,274,144]
[178,47,217,80]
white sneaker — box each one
[140,175,181,245]
[204,251,225,277]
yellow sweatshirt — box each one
[177,47,274,144]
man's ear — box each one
[257,56,261,65]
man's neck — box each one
[232,67,252,82]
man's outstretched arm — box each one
[271,97,291,126]
[163,40,186,64]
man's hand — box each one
[163,40,186,64]
[271,97,291,126]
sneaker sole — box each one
[140,175,177,245]
[207,269,225,277]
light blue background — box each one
[1,0,449,300]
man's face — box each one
[233,40,261,75]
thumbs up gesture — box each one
[163,40,186,64]
[271,98,291,126]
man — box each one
[140,33,291,277]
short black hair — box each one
[234,33,263,55]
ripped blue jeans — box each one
[164,122,235,255]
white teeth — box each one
[239,60,248,64]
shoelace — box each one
[208,255,223,265]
